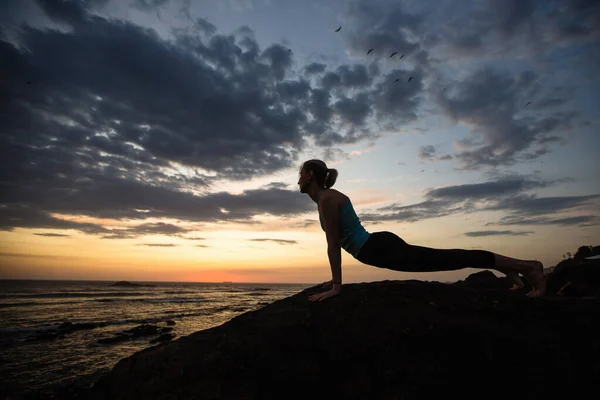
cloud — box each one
[1,0,596,241]
[435,67,577,169]
[425,0,600,59]
[419,145,436,160]
[303,62,326,76]
[492,215,600,227]
[360,174,600,227]
[464,230,534,237]
[342,0,425,61]
[419,145,454,161]
[0,185,316,234]
[5,4,424,235]
[248,238,298,245]
[132,0,171,11]
[136,243,178,247]
[0,252,78,259]
[33,233,71,237]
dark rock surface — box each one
[85,279,600,400]
[97,324,174,345]
[546,259,600,297]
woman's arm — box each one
[308,195,342,302]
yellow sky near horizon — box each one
[2,205,597,284]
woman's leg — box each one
[357,232,545,297]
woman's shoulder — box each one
[322,189,349,206]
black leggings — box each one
[356,231,496,272]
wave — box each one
[0,302,267,337]
[0,292,150,299]
[0,296,210,308]
[0,300,99,308]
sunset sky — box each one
[1,0,599,284]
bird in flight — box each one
[526,102,532,107]
[421,169,425,172]
[390,52,397,58]
[367,49,374,55]
[335,26,342,32]
[399,54,405,60]
[394,78,400,83]
[408,77,413,82]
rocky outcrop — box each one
[97,324,174,345]
[454,269,532,291]
[545,259,600,297]
[86,279,600,400]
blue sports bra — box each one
[318,199,371,258]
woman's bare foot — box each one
[520,260,546,298]
[506,271,525,291]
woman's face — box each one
[297,167,311,193]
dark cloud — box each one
[333,93,373,126]
[426,176,551,200]
[360,175,600,228]
[33,233,71,237]
[369,68,423,131]
[486,194,600,217]
[249,239,298,245]
[418,145,454,161]
[320,64,374,91]
[33,0,110,26]
[4,4,427,236]
[464,230,534,237]
[343,0,424,61]
[304,62,326,76]
[493,215,600,227]
[0,252,77,259]
[1,0,596,242]
[427,0,600,58]
[194,17,217,37]
[137,243,178,247]
[435,67,576,169]
[419,145,436,160]
[99,222,190,240]
[0,184,315,234]
[294,220,317,229]
[132,0,171,11]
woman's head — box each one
[298,159,338,192]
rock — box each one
[87,280,600,399]
[455,270,532,292]
[108,281,157,287]
[166,320,176,326]
[546,259,600,297]
[97,325,174,345]
[149,333,176,344]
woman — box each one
[298,159,546,302]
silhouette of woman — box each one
[297,159,546,302]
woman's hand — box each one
[308,284,341,302]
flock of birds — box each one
[330,25,533,106]
[333,25,414,84]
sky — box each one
[1,0,599,284]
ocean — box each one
[0,279,312,399]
